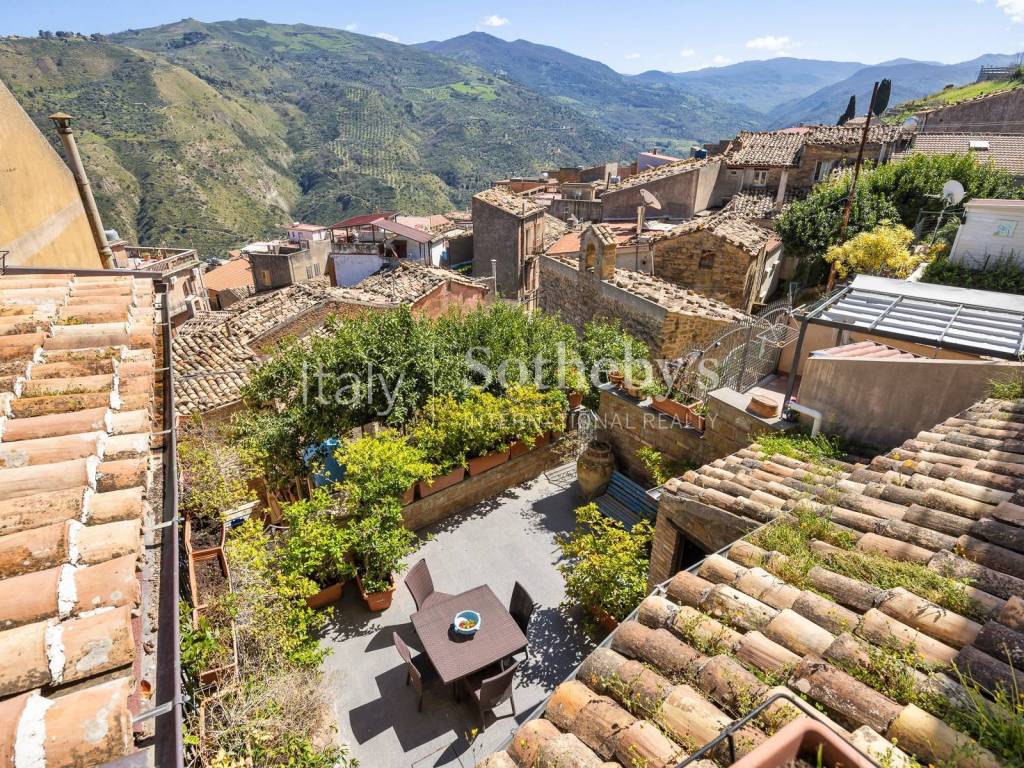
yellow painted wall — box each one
[0,79,103,268]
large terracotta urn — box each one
[576,440,614,501]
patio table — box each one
[410,584,527,686]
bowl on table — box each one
[453,610,481,636]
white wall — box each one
[330,253,386,286]
[951,206,1024,269]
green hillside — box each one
[1,20,632,256]
[888,70,1024,121]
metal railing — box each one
[122,246,199,275]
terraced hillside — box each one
[1,20,632,256]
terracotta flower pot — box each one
[651,395,689,421]
[418,466,465,496]
[568,391,583,409]
[467,450,510,476]
[510,433,548,458]
[728,716,875,768]
[684,400,706,431]
[589,604,619,632]
[356,572,396,612]
[608,370,625,385]
[400,483,417,506]
[623,383,641,398]
[306,580,345,609]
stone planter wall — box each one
[401,441,567,530]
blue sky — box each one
[3,0,1023,73]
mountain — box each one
[767,53,1023,127]
[631,58,866,115]
[1,20,631,256]
[417,32,764,150]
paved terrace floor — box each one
[319,465,594,767]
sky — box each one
[2,0,1023,74]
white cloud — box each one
[996,0,1024,21]
[746,35,792,51]
[344,23,358,32]
[679,48,696,57]
[374,32,400,42]
[711,54,731,65]
[624,52,641,60]
[480,15,510,27]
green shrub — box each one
[922,254,1024,296]
[755,431,844,464]
[558,503,653,623]
[178,422,255,520]
[338,429,434,511]
[280,489,356,588]
[349,500,417,594]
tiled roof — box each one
[474,187,544,217]
[203,256,254,293]
[0,273,161,767]
[480,394,1024,768]
[541,214,570,252]
[330,211,398,229]
[727,131,806,167]
[893,134,1024,176]
[655,211,778,257]
[173,327,260,418]
[603,157,714,193]
[354,261,487,304]
[728,125,906,168]
[813,340,921,360]
[806,124,906,146]
[723,192,779,220]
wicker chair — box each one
[404,558,453,611]
[461,660,520,729]
[392,632,438,712]
[508,581,536,657]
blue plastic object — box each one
[302,437,344,487]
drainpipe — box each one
[787,401,823,437]
[49,112,113,269]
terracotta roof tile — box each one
[893,133,1024,176]
[655,211,778,256]
[473,187,544,217]
[354,260,487,304]
[478,394,1024,768]
[603,157,715,193]
[0,272,160,766]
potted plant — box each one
[350,502,417,612]
[410,395,471,495]
[506,385,566,458]
[684,399,707,431]
[280,490,357,609]
[566,367,588,410]
[557,503,653,635]
[464,389,512,475]
[338,429,435,511]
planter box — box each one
[418,466,466,496]
[467,450,510,476]
[684,401,706,432]
[589,604,619,633]
[184,513,226,558]
[306,580,345,609]
[192,549,231,616]
[651,395,689,422]
[356,572,396,612]
[400,483,417,506]
[510,433,548,458]
[729,716,874,768]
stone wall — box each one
[601,162,720,221]
[791,143,887,191]
[920,89,1024,134]
[549,198,603,223]
[412,280,488,319]
[401,441,566,530]
[540,256,665,353]
[653,230,756,308]
[657,311,736,359]
[471,198,543,298]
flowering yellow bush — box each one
[824,222,922,279]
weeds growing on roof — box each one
[755,431,844,465]
[944,663,1024,768]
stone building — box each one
[915,87,1024,134]
[539,223,747,358]
[600,157,721,222]
[471,187,546,303]
[712,125,907,206]
[893,134,1024,182]
[246,238,331,292]
[649,211,784,311]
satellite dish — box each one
[942,180,966,206]
[640,189,662,210]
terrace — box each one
[319,466,594,767]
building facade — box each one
[471,187,546,302]
[601,158,721,222]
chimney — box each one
[50,113,114,269]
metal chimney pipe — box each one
[49,112,114,269]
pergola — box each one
[784,274,1024,404]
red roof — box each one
[204,257,254,293]
[330,211,398,229]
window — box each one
[751,170,768,187]
[259,269,271,287]
[305,265,314,279]
[813,160,833,182]
[699,254,715,270]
